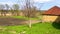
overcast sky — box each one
[0,0,60,10]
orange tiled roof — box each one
[43,6,60,16]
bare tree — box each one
[23,0,31,17]
[23,0,34,28]
[24,0,43,28]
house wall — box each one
[42,15,58,22]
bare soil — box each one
[0,17,40,26]
[0,17,27,26]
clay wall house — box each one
[42,6,60,22]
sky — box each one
[0,0,60,10]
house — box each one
[42,6,60,22]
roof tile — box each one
[43,6,60,16]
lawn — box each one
[0,22,60,34]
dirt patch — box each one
[0,17,40,26]
[0,17,27,26]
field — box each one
[0,16,60,34]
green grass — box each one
[0,22,60,34]
[0,16,41,20]
[10,16,40,20]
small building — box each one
[42,6,60,22]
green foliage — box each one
[12,4,20,10]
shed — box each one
[42,6,60,22]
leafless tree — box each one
[23,0,35,28]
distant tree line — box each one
[0,4,20,16]
[0,3,41,17]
